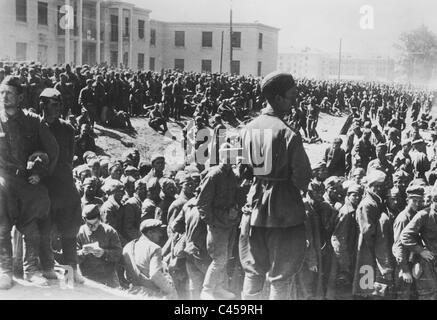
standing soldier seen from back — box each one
[240,72,312,300]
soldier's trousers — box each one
[48,203,82,268]
[239,224,306,300]
[0,172,51,276]
[203,225,235,292]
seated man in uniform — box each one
[76,204,123,288]
[123,219,177,299]
[149,104,168,134]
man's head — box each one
[362,129,371,141]
[406,185,425,212]
[324,176,343,202]
[376,143,387,160]
[386,187,401,212]
[312,161,329,182]
[140,219,165,245]
[347,183,363,207]
[351,168,366,185]
[135,179,148,201]
[109,161,123,180]
[261,72,297,114]
[307,181,325,203]
[40,88,63,123]
[82,177,98,198]
[332,137,343,150]
[0,76,24,116]
[82,204,101,232]
[366,170,387,197]
[105,180,125,203]
[160,178,177,198]
[151,154,165,174]
[401,139,411,154]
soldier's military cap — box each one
[140,219,164,233]
[82,204,100,220]
[150,153,165,164]
[105,180,124,193]
[40,88,62,101]
[366,170,386,186]
[83,151,97,162]
[406,185,425,198]
[124,166,139,175]
[347,183,363,195]
[260,71,295,92]
[408,178,427,188]
[324,176,342,189]
[76,164,91,176]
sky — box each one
[127,0,437,57]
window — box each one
[138,53,145,70]
[231,60,240,75]
[38,2,48,26]
[232,31,241,48]
[149,57,155,71]
[150,29,156,46]
[16,0,27,22]
[175,59,184,71]
[110,51,118,66]
[124,17,129,38]
[138,20,145,39]
[110,15,118,42]
[175,31,185,47]
[201,60,212,73]
[257,61,262,77]
[258,33,263,49]
[202,32,213,47]
[16,42,27,61]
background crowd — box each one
[1,59,437,300]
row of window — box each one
[171,31,263,49]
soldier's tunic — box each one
[392,208,416,299]
[77,223,122,288]
[239,105,312,299]
[401,206,437,299]
[0,109,59,276]
[326,200,358,300]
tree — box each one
[394,25,437,84]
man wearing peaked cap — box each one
[41,85,85,284]
[122,218,177,298]
[393,184,425,299]
[76,203,122,288]
[100,179,126,245]
[143,154,166,183]
[353,168,391,298]
[122,178,148,243]
[239,71,312,300]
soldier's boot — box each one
[214,287,236,300]
[241,291,263,300]
[73,269,85,284]
[42,269,59,280]
[0,222,13,290]
[24,272,49,287]
[269,280,290,300]
[0,274,12,290]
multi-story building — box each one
[0,0,279,76]
[278,47,395,82]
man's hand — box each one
[420,249,434,262]
[92,247,105,258]
[400,270,413,284]
[28,174,40,185]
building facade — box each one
[0,0,279,76]
[278,47,395,82]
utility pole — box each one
[220,31,224,73]
[230,0,233,74]
[338,38,342,81]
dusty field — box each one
[94,112,347,169]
